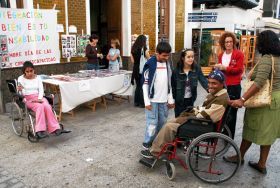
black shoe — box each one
[142,143,151,150]
[36,131,48,139]
[248,161,267,174]
[141,150,154,159]
[54,129,62,136]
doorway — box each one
[90,0,122,67]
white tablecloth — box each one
[43,73,133,112]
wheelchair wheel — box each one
[25,113,36,137]
[10,102,24,136]
[165,161,176,181]
[187,133,241,184]
[195,125,232,159]
[27,131,39,143]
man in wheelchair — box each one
[17,61,62,139]
[141,69,229,159]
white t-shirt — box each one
[184,72,192,98]
[151,62,168,103]
[18,75,44,99]
[222,52,232,67]
[142,62,174,105]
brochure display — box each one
[77,35,90,57]
[61,35,77,58]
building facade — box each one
[1,0,187,61]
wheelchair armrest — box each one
[44,94,55,106]
[185,117,214,126]
[13,93,24,101]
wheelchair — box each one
[6,79,70,143]
[139,106,241,184]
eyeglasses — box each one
[225,41,233,43]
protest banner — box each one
[0,8,60,68]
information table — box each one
[42,70,133,117]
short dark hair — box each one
[89,34,99,42]
[257,30,280,56]
[22,61,34,74]
[156,42,171,54]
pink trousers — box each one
[24,94,60,133]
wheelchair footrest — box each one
[139,157,157,168]
[61,129,72,134]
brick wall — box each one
[175,0,185,52]
[131,0,156,54]
[33,0,87,63]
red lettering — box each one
[27,23,31,30]
[7,11,11,19]
[1,24,6,31]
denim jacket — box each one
[171,63,208,104]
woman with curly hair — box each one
[225,30,280,175]
[214,31,244,138]
[131,35,150,107]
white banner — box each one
[0,8,60,68]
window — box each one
[0,0,10,8]
[0,0,23,8]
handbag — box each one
[243,56,275,108]
[118,56,123,69]
[139,48,147,74]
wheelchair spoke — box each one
[187,133,241,184]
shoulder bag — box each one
[139,48,147,74]
[243,56,275,108]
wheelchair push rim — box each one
[186,133,241,184]
[10,102,24,136]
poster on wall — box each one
[61,35,76,58]
[0,9,60,68]
[77,35,90,57]
[0,35,9,68]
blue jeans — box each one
[144,102,169,144]
[86,63,99,70]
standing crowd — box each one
[17,30,280,177]
[135,30,280,176]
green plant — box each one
[200,32,212,67]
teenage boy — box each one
[141,42,175,150]
[141,69,229,158]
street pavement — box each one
[0,84,279,188]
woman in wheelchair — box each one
[141,69,229,158]
[17,61,61,139]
